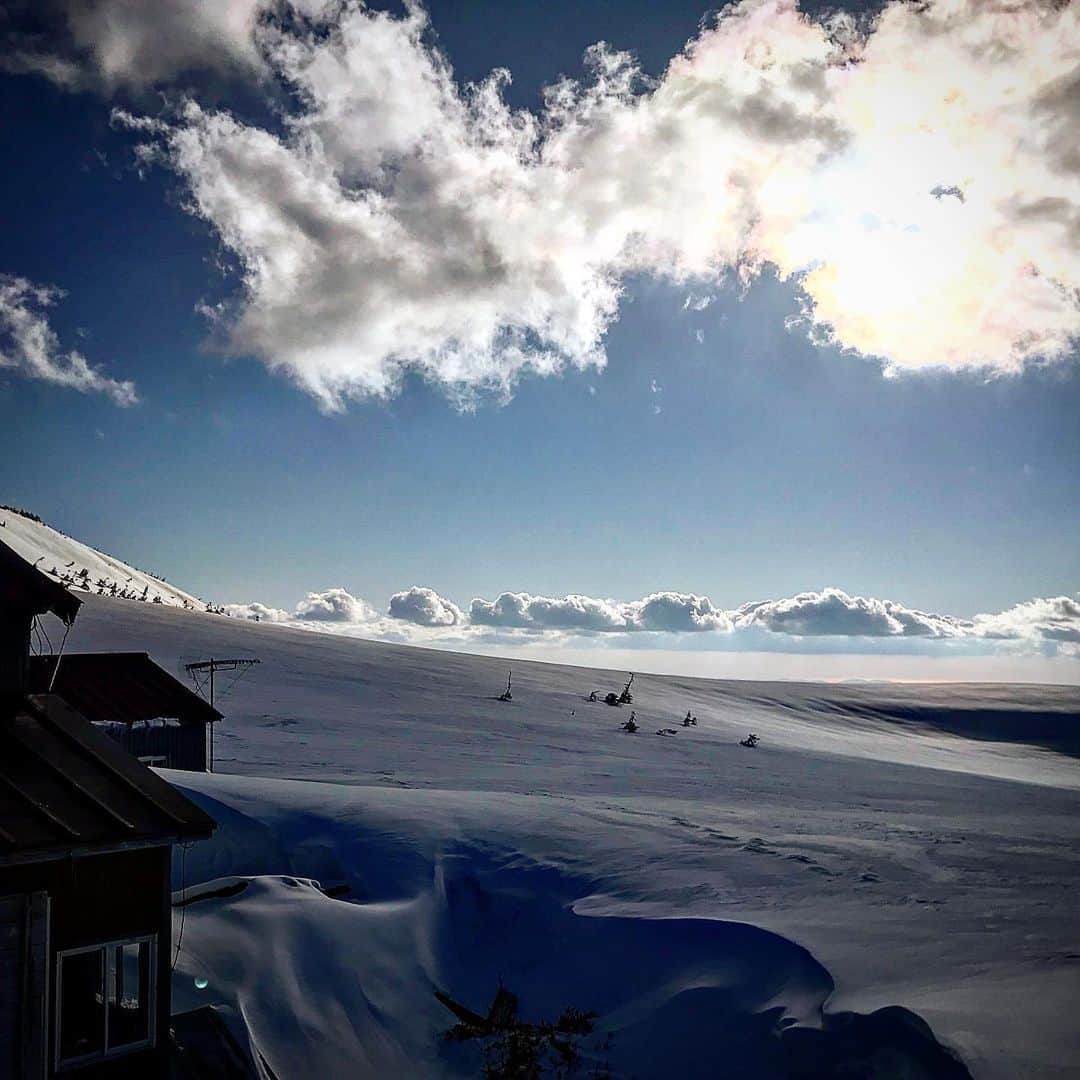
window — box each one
[58,950,104,1063]
[55,937,156,1070]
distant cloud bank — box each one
[12,0,1075,409]
[224,583,1080,659]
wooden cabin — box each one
[28,653,223,773]
[0,540,216,1077]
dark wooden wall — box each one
[0,846,173,1078]
[95,723,207,772]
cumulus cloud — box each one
[226,588,379,624]
[93,0,1076,409]
[631,592,732,633]
[470,592,628,632]
[389,585,463,627]
[468,590,732,633]
[0,274,137,404]
[733,588,969,638]
[222,600,291,622]
[293,587,378,622]
[973,595,1080,646]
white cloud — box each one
[98,0,1077,409]
[766,1,1080,376]
[732,588,969,638]
[683,293,715,311]
[224,581,1079,659]
[0,274,137,404]
[389,585,463,627]
[0,48,84,89]
[227,589,379,624]
[631,592,732,633]
[973,595,1080,647]
[225,584,465,647]
[466,587,965,638]
[222,601,291,623]
[1,0,272,91]
[470,592,629,632]
[693,328,705,345]
[293,587,378,622]
[468,590,731,634]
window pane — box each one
[107,942,151,1048]
[60,950,104,1061]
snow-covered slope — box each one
[57,596,1080,1080]
[66,593,1080,790]
[0,507,208,609]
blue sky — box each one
[1,0,1078,678]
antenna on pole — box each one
[185,657,260,772]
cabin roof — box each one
[28,652,223,727]
[0,537,81,624]
[0,694,215,864]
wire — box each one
[217,663,255,702]
[187,667,209,701]
[47,622,72,693]
[172,841,190,972]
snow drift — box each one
[168,777,972,1079]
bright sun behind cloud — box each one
[72,0,1075,409]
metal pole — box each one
[185,656,259,774]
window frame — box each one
[54,934,157,1072]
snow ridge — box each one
[0,507,211,612]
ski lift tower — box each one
[185,657,260,771]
